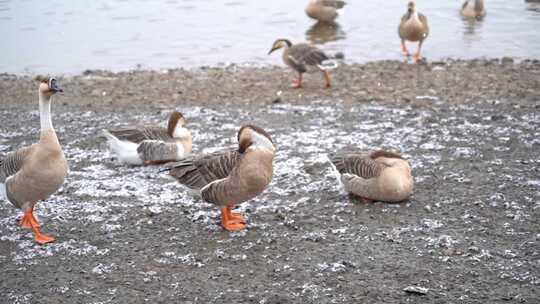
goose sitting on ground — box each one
[398,1,429,62]
[0,76,68,244]
[268,38,340,88]
[461,0,486,19]
[164,125,275,231]
[103,111,192,165]
[305,0,347,23]
[329,150,414,203]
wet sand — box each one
[0,59,539,303]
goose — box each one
[329,150,414,203]
[398,1,429,62]
[164,125,275,231]
[268,38,339,88]
[0,76,68,244]
[461,0,486,19]
[305,0,347,23]
[103,111,192,165]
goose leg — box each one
[322,70,331,88]
[227,206,245,223]
[220,206,246,231]
[20,206,40,229]
[401,40,410,56]
[291,73,303,88]
[31,224,55,245]
[414,40,424,62]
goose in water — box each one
[103,111,192,165]
[164,125,275,231]
[329,150,414,203]
[0,76,68,244]
[305,0,347,23]
[268,38,341,88]
[398,1,430,62]
[461,0,486,19]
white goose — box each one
[0,76,68,244]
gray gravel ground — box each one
[0,61,539,303]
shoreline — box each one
[1,58,539,110]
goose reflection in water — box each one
[305,21,346,44]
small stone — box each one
[424,205,432,212]
[403,286,428,295]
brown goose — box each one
[268,39,335,88]
[103,111,192,165]
[329,150,414,203]
[398,1,429,62]
[165,125,275,231]
[0,76,68,244]
[305,0,347,23]
[461,0,486,19]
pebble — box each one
[403,286,429,295]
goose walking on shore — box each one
[0,76,68,244]
[268,38,338,88]
[398,1,430,62]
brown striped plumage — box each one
[329,150,414,203]
[168,150,242,191]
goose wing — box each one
[166,149,242,190]
[0,146,32,182]
[107,126,171,143]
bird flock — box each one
[1,0,486,244]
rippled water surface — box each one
[1,0,539,74]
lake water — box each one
[1,0,539,75]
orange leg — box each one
[220,205,246,231]
[20,206,54,244]
[291,73,303,88]
[31,225,55,245]
[20,206,39,229]
[414,41,424,63]
[226,206,245,223]
[322,70,331,88]
[401,40,410,56]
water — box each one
[1,0,539,75]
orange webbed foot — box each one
[35,233,55,245]
[221,206,247,231]
[31,226,55,245]
[290,81,303,89]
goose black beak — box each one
[268,47,278,55]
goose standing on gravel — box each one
[305,0,347,23]
[268,38,339,88]
[329,150,414,203]
[398,1,429,62]
[103,111,192,165]
[460,0,486,19]
[164,125,275,231]
[0,76,68,244]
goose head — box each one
[237,125,275,153]
[167,111,189,138]
[407,1,416,15]
[268,39,292,55]
[36,76,63,99]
